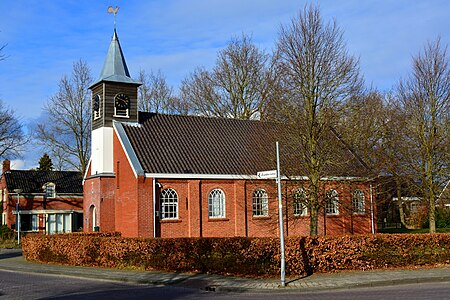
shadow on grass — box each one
[0,248,22,260]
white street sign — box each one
[257,170,277,179]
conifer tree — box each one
[37,153,53,171]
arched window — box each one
[326,189,339,215]
[89,205,97,232]
[208,189,225,218]
[160,188,178,220]
[253,189,269,216]
[352,189,365,214]
[293,188,308,216]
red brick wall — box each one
[83,170,116,233]
[137,176,153,238]
[87,131,376,238]
[157,180,189,238]
[153,179,375,238]
[113,132,139,237]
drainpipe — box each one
[153,178,156,238]
[370,183,375,234]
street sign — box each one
[257,170,277,179]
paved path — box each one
[1,248,450,292]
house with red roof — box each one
[83,30,377,238]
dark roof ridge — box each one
[136,111,270,126]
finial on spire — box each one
[107,6,120,30]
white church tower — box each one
[89,29,141,176]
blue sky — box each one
[1,0,450,169]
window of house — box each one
[208,189,225,218]
[352,189,365,214]
[45,183,56,198]
[21,214,39,232]
[160,188,178,220]
[326,189,339,215]
[253,189,269,217]
[1,212,6,225]
[47,213,72,234]
[31,214,38,231]
[293,188,308,216]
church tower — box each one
[89,29,141,176]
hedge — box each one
[22,233,450,277]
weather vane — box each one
[107,6,119,29]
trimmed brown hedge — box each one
[22,233,450,277]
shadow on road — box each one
[0,249,22,260]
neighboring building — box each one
[83,29,377,238]
[1,160,83,234]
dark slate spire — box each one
[91,29,140,86]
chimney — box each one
[2,160,10,173]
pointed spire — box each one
[91,29,140,87]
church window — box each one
[293,188,308,216]
[326,189,339,215]
[208,189,225,218]
[93,94,101,120]
[160,188,178,220]
[253,189,268,216]
[352,189,365,214]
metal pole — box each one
[16,193,20,244]
[276,141,286,287]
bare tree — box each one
[180,34,275,119]
[397,38,450,233]
[0,100,26,159]
[138,69,177,113]
[274,4,363,236]
[0,44,25,159]
[36,60,92,175]
[339,91,417,228]
[0,44,6,61]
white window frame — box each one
[93,94,101,120]
[114,107,129,118]
[208,188,225,218]
[45,183,56,198]
[352,189,365,214]
[293,188,308,216]
[31,214,38,231]
[46,213,72,234]
[252,189,269,217]
[326,189,339,215]
[160,188,179,220]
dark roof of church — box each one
[3,170,83,194]
[122,112,371,178]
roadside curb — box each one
[1,249,450,293]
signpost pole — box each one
[256,142,285,287]
[276,141,286,287]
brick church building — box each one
[83,30,377,238]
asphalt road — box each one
[1,269,450,299]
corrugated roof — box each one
[4,170,83,194]
[122,112,371,177]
